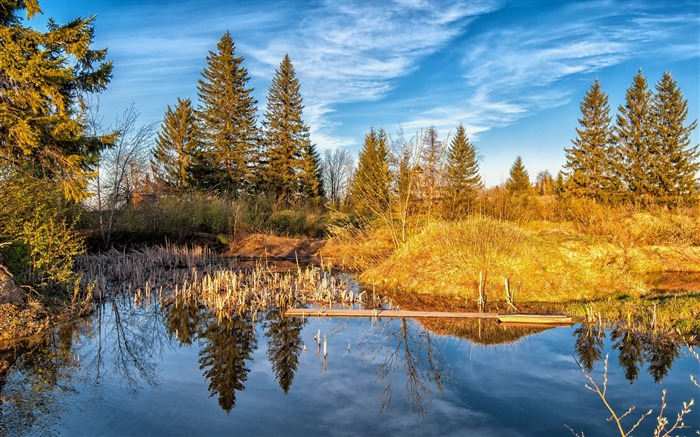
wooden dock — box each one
[283,308,573,325]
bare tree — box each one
[90,104,156,245]
[322,147,355,209]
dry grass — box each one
[359,218,647,304]
[76,244,358,317]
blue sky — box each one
[35,0,699,186]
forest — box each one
[1,0,699,338]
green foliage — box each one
[565,79,617,203]
[351,128,391,217]
[614,70,655,204]
[443,123,482,217]
[196,31,259,196]
[152,97,201,190]
[0,0,113,201]
[505,156,532,194]
[0,174,84,293]
[649,72,699,206]
[261,54,324,206]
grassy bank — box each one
[326,215,700,305]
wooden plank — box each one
[284,308,573,324]
[497,314,573,324]
[284,308,500,319]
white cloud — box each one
[243,0,502,149]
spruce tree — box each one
[261,54,322,205]
[351,128,391,217]
[418,126,445,214]
[0,0,113,201]
[505,156,532,194]
[152,98,201,190]
[614,70,654,204]
[565,79,616,202]
[650,72,699,206]
[298,142,325,206]
[197,32,259,196]
[443,123,481,217]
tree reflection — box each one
[164,299,203,346]
[611,327,645,382]
[577,324,682,384]
[263,309,306,394]
[363,318,446,416]
[573,324,605,373]
[197,311,257,413]
[80,296,165,395]
[644,334,680,383]
[0,324,80,436]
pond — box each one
[1,293,698,436]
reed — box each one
[75,244,356,316]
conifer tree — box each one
[351,128,391,217]
[649,72,699,206]
[197,32,259,196]
[0,0,113,201]
[614,70,654,204]
[443,124,481,217]
[505,156,531,194]
[418,126,445,214]
[565,79,616,202]
[298,142,325,205]
[261,54,322,205]
[151,98,201,190]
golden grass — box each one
[358,218,649,303]
[76,244,359,318]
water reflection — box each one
[360,317,446,416]
[0,326,79,436]
[574,323,682,383]
[1,295,697,435]
[197,311,257,412]
[263,309,306,394]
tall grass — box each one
[76,244,357,317]
[358,217,647,304]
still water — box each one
[1,294,698,436]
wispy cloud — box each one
[400,0,699,140]
[243,0,502,147]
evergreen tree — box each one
[0,0,113,201]
[197,32,259,196]
[351,128,391,217]
[614,70,654,204]
[298,142,325,205]
[505,156,532,194]
[151,98,201,190]
[565,79,616,202]
[443,124,481,217]
[418,126,445,214]
[261,54,323,205]
[649,72,699,206]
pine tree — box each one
[418,126,445,214]
[298,142,325,206]
[442,124,481,217]
[351,128,391,217]
[197,32,259,196]
[0,0,113,201]
[151,98,201,190]
[505,156,531,194]
[261,54,322,205]
[649,72,699,206]
[565,79,616,202]
[614,70,654,204]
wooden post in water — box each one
[505,277,516,311]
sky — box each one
[32,0,700,187]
